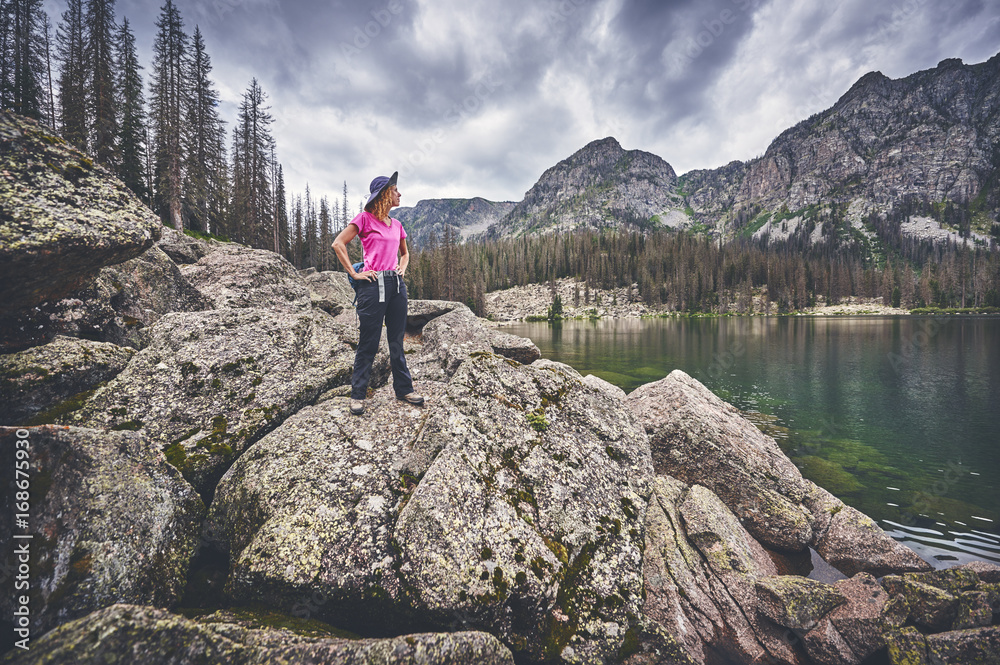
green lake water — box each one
[505,316,1000,568]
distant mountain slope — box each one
[686,55,1000,241]
[486,137,687,237]
[394,197,515,248]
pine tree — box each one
[182,25,225,234]
[319,196,332,270]
[40,11,56,128]
[150,0,187,228]
[230,77,274,248]
[85,0,117,165]
[274,165,289,259]
[114,17,147,202]
[3,0,47,119]
[56,0,88,150]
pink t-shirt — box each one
[349,211,407,272]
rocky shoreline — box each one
[484,279,910,321]
[3,111,999,665]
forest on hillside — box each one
[406,224,1000,316]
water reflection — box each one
[507,316,1000,568]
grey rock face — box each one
[38,245,212,349]
[629,369,929,577]
[686,55,1000,236]
[67,308,360,495]
[629,369,814,551]
[407,305,540,381]
[0,427,203,638]
[0,112,161,316]
[885,625,1000,665]
[0,336,135,425]
[0,604,516,665]
[300,269,357,316]
[639,476,806,665]
[209,353,652,663]
[156,225,213,264]
[489,137,684,237]
[799,573,907,665]
[754,576,847,632]
[181,243,311,311]
[394,197,516,246]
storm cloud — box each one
[46,0,1000,207]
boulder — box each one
[885,625,1000,665]
[799,572,908,665]
[36,245,212,349]
[0,604,516,665]
[629,370,813,551]
[954,560,1000,583]
[881,567,993,631]
[180,243,311,311]
[0,427,203,638]
[156,224,213,264]
[0,111,160,316]
[804,483,930,577]
[407,306,540,381]
[583,374,627,401]
[639,476,806,665]
[67,308,369,495]
[406,299,467,331]
[207,382,449,629]
[754,576,847,631]
[0,336,135,426]
[301,269,359,316]
[209,353,652,663]
[629,369,929,576]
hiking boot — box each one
[350,399,365,415]
[397,393,425,406]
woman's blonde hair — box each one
[366,186,393,221]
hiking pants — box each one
[351,274,414,400]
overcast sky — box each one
[43,0,1000,209]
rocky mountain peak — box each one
[487,136,685,236]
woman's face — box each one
[388,185,401,208]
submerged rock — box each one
[0,427,203,638]
[209,352,652,663]
[629,369,929,576]
[67,308,362,495]
[0,112,160,316]
[0,603,515,665]
[0,336,135,426]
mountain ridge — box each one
[402,53,1000,250]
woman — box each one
[333,171,424,415]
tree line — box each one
[405,225,1000,316]
[2,0,290,254]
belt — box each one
[375,270,398,302]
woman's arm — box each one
[397,237,409,277]
[332,224,374,281]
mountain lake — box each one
[505,315,1000,569]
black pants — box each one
[351,275,414,400]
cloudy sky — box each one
[44,0,1000,209]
